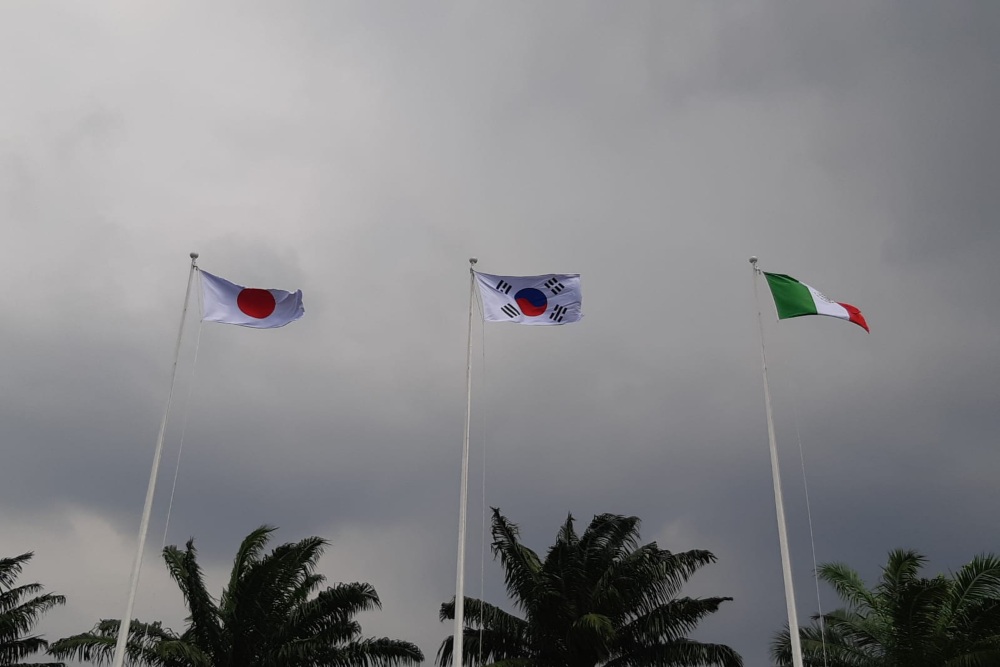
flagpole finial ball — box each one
[749,256,758,265]
[469,257,478,265]
[190,252,199,259]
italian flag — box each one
[763,272,869,332]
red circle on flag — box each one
[237,288,276,319]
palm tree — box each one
[50,526,424,667]
[0,552,66,667]
[772,549,1000,667]
[438,508,742,667]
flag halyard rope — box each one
[477,287,488,667]
[161,314,205,550]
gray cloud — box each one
[1,3,999,666]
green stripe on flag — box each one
[763,272,818,320]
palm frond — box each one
[888,574,950,656]
[821,608,887,652]
[439,597,527,635]
[220,524,277,614]
[480,660,536,667]
[625,548,718,616]
[0,592,66,638]
[49,619,203,667]
[0,551,65,665]
[949,555,1000,619]
[438,598,528,667]
[0,582,46,612]
[1,636,51,664]
[436,627,527,667]
[944,643,1000,667]
[490,509,543,614]
[619,596,733,646]
[609,638,743,667]
[239,536,328,615]
[817,562,879,612]
[277,582,381,645]
[772,622,876,667]
[876,549,926,599]
[579,514,642,565]
[319,636,424,667]
[555,513,578,547]
[0,553,33,589]
[221,534,330,664]
[162,541,221,659]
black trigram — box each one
[501,303,519,318]
[549,304,568,322]
[544,277,566,294]
[496,279,513,295]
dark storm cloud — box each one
[1,3,998,666]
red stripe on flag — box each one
[839,302,869,332]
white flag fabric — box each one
[474,272,582,325]
[199,270,304,329]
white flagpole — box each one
[452,257,478,667]
[111,252,199,667]
[750,256,804,667]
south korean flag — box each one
[474,272,582,325]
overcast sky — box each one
[2,3,999,666]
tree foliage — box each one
[772,549,1000,667]
[438,509,741,667]
[0,552,66,667]
[50,526,424,667]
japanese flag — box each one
[475,272,582,325]
[200,270,304,328]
